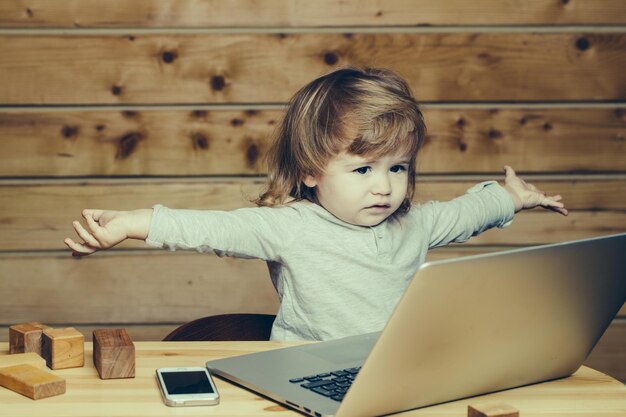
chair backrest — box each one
[163,313,277,341]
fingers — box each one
[83,209,104,222]
[83,213,102,236]
[63,237,97,256]
[503,166,568,215]
[73,220,100,248]
[65,210,104,256]
[503,166,530,188]
[503,165,516,182]
[548,206,569,216]
[541,195,569,216]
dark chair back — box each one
[163,313,276,341]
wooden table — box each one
[1,342,625,416]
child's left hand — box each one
[502,166,568,216]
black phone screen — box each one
[161,371,215,394]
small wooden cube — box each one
[41,328,84,370]
[9,322,50,355]
[0,364,65,400]
[93,329,135,379]
[0,352,47,371]
[468,402,519,417]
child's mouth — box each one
[365,204,391,210]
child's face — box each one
[304,150,410,227]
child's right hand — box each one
[64,209,152,256]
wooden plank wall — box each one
[0,1,625,380]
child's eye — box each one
[390,165,408,173]
[354,166,371,174]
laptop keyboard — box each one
[289,367,361,402]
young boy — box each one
[65,67,567,341]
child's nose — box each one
[372,173,392,195]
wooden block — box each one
[0,364,65,400]
[9,322,50,355]
[0,352,47,370]
[93,328,135,379]
[41,328,84,370]
[468,403,519,417]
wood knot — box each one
[127,35,135,41]
[561,0,570,4]
[244,109,259,116]
[61,125,79,139]
[111,85,123,96]
[231,118,244,127]
[122,110,138,118]
[343,33,354,39]
[116,132,143,159]
[192,133,210,150]
[488,128,502,139]
[26,8,33,17]
[246,142,260,167]
[95,124,106,131]
[161,51,177,64]
[324,52,339,66]
[614,108,626,120]
[576,37,590,51]
[458,142,468,152]
[375,10,383,17]
[519,114,542,125]
[543,122,553,131]
[192,110,208,118]
[456,118,466,128]
[210,75,226,91]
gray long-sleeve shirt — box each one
[146,181,515,341]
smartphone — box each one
[155,366,220,406]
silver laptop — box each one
[207,233,626,417]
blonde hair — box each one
[256,67,426,216]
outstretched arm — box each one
[502,166,568,216]
[64,209,153,256]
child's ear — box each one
[303,175,318,188]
